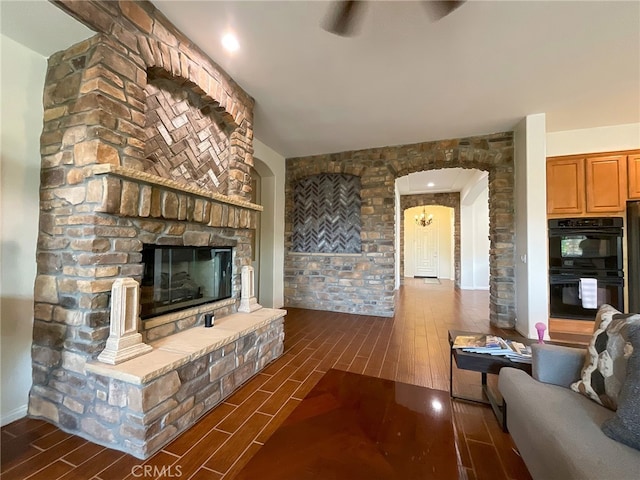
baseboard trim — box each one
[459,285,490,291]
[1,404,28,427]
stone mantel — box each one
[92,164,263,212]
[85,164,262,230]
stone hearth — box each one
[28,0,284,459]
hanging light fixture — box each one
[414,208,433,227]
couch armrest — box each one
[531,343,586,387]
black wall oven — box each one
[548,217,624,320]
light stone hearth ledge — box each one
[91,164,263,211]
[86,307,286,385]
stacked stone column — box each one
[29,0,258,448]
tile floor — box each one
[1,279,531,480]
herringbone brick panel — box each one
[292,174,361,253]
[144,78,229,193]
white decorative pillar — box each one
[238,265,262,313]
[98,278,152,364]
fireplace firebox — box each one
[141,245,233,318]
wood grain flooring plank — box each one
[221,441,262,479]
[203,413,271,474]
[2,418,47,438]
[217,390,271,433]
[255,399,301,445]
[223,373,270,406]
[61,441,103,467]
[56,446,125,480]
[23,460,73,480]
[95,451,141,480]
[30,428,71,450]
[0,437,43,472]
[258,379,301,416]
[289,356,321,382]
[187,467,223,480]
[260,362,301,393]
[163,402,235,457]
[170,428,230,479]
[3,436,88,480]
[347,355,368,375]
[466,439,509,480]
[119,450,180,480]
[291,370,325,401]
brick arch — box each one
[400,193,461,286]
[287,162,366,184]
[142,63,238,130]
[285,132,514,327]
[388,137,515,328]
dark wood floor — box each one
[1,278,532,480]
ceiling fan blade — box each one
[423,0,466,21]
[323,1,364,37]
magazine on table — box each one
[454,334,532,362]
[452,334,503,349]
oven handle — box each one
[549,274,624,285]
[548,228,622,236]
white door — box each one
[415,219,438,277]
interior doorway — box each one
[414,213,439,277]
[404,205,454,279]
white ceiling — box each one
[396,168,483,195]
[2,0,639,194]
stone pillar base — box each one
[238,297,262,313]
[98,335,152,365]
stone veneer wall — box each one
[29,0,264,453]
[285,132,515,326]
[82,313,284,459]
[400,193,461,286]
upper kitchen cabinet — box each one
[547,157,585,215]
[629,153,640,199]
[585,155,626,213]
[547,151,638,217]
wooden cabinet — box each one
[547,152,636,217]
[547,157,585,215]
[629,154,640,199]
[585,155,626,212]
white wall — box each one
[1,35,46,425]
[515,113,549,339]
[547,123,640,156]
[394,183,401,289]
[253,138,286,309]
[460,174,489,290]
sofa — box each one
[499,342,640,480]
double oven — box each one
[548,217,624,320]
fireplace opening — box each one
[140,245,233,319]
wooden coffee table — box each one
[448,330,533,431]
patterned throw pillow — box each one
[601,323,640,450]
[570,305,640,411]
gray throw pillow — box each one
[601,321,640,451]
[571,305,632,410]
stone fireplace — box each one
[28,1,284,459]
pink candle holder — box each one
[535,322,546,344]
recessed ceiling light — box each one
[221,33,239,53]
[427,182,435,187]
